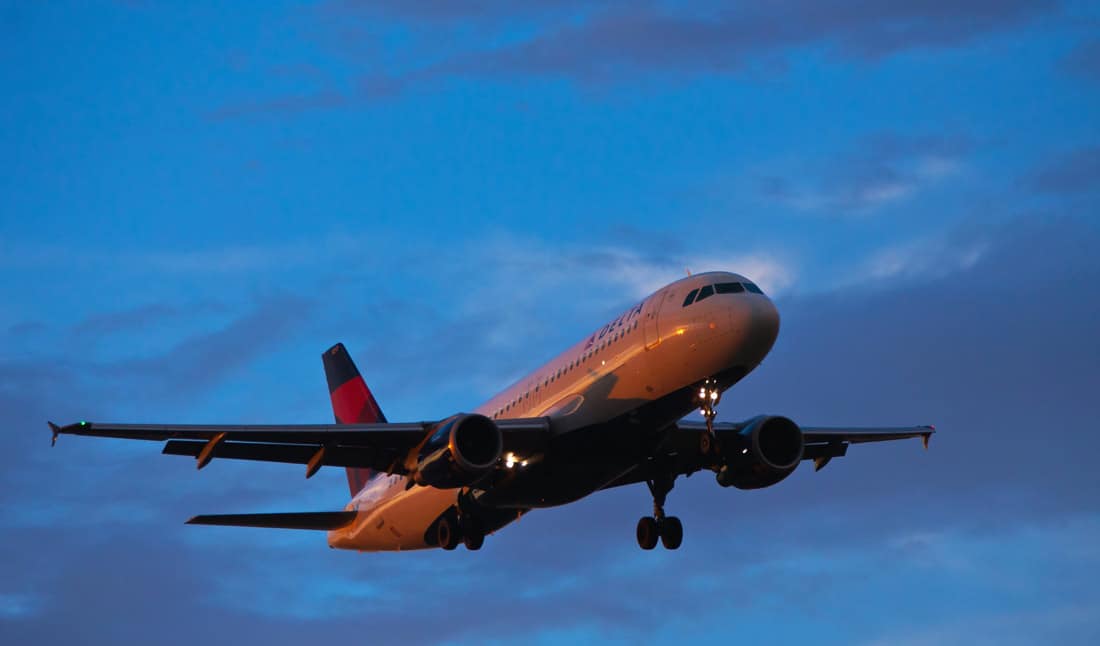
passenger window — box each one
[715,282,745,294]
[696,285,714,302]
[744,282,763,294]
[682,289,699,307]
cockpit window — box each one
[715,282,745,294]
[743,282,764,294]
[696,284,714,302]
[682,289,699,307]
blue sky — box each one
[1,1,1098,644]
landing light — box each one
[504,452,529,469]
[676,328,685,336]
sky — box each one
[1,1,1098,643]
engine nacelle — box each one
[414,414,503,489]
[715,415,804,490]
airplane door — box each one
[643,290,664,349]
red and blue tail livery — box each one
[323,342,387,495]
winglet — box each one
[922,426,934,450]
[48,422,60,447]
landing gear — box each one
[658,516,682,549]
[461,516,485,551]
[436,500,488,551]
[695,377,722,437]
[636,516,659,550]
[436,516,460,551]
[636,475,683,550]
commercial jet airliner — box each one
[51,271,932,551]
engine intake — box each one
[716,415,804,489]
[414,414,503,489]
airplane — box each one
[50,271,933,552]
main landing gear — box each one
[636,475,683,550]
[436,512,486,551]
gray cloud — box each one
[108,294,312,400]
[389,0,1059,85]
[756,131,971,215]
[1062,39,1100,82]
[2,218,1098,644]
[1030,146,1100,194]
[210,0,1062,117]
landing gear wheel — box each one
[699,431,713,456]
[436,517,460,551]
[636,516,659,550]
[659,516,683,550]
[461,517,485,551]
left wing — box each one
[677,420,933,468]
[48,418,550,478]
[602,420,934,489]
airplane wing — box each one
[601,420,934,489]
[48,418,550,478]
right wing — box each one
[48,418,550,478]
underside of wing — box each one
[48,417,550,478]
[186,511,357,530]
[602,419,934,490]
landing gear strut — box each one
[636,475,683,550]
[695,378,722,437]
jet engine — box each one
[414,414,503,489]
[715,415,804,490]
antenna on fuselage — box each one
[685,268,692,276]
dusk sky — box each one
[2,1,1099,644]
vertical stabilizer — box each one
[322,343,388,495]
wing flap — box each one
[186,511,358,530]
[162,440,401,472]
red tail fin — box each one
[322,343,387,495]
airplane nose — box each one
[754,296,780,351]
[727,293,780,361]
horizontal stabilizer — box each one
[186,511,357,530]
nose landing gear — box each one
[636,475,683,550]
[695,378,722,437]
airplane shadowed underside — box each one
[51,271,933,551]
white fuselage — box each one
[327,271,780,551]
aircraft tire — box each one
[437,517,460,551]
[462,517,485,551]
[659,516,683,550]
[699,432,712,456]
[636,516,659,550]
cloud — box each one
[855,234,990,284]
[368,0,1058,87]
[1062,38,1100,82]
[204,90,352,121]
[0,593,40,620]
[1029,145,1100,194]
[1,218,1098,644]
[755,132,971,215]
